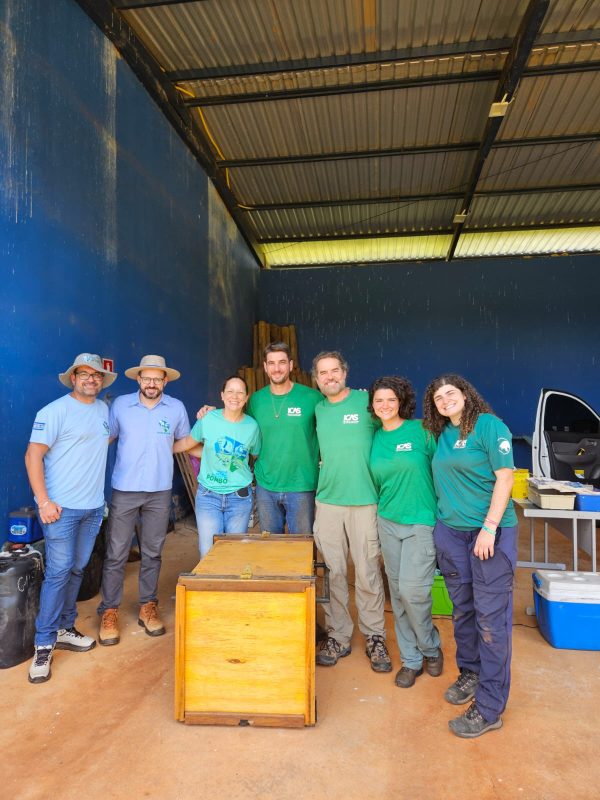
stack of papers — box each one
[528,477,598,495]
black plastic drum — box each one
[0,546,44,668]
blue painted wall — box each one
[0,1,258,540]
[259,255,600,466]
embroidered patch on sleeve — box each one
[33,421,45,430]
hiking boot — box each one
[424,648,444,677]
[138,601,165,637]
[444,669,479,705]
[394,666,423,688]
[365,635,393,673]
[99,608,120,646]
[316,636,351,666]
[448,701,503,738]
[56,627,96,652]
[28,645,54,684]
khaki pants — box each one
[314,500,386,647]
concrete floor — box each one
[3,511,600,800]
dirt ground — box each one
[2,510,600,800]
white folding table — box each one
[518,500,599,572]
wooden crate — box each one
[175,538,316,727]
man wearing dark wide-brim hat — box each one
[97,355,190,646]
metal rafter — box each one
[182,60,600,107]
[242,184,600,213]
[257,220,600,245]
[114,0,208,9]
[218,133,600,169]
[445,0,551,260]
[167,30,600,82]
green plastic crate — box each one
[431,574,453,616]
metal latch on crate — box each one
[314,561,330,604]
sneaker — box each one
[316,636,351,666]
[444,669,479,705]
[56,627,96,652]
[424,648,444,677]
[394,665,423,688]
[99,608,120,646]
[448,701,503,738]
[138,601,166,637]
[28,645,54,684]
[365,635,392,673]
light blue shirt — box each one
[110,392,190,492]
[29,394,110,509]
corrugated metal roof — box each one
[84,0,600,265]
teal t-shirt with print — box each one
[432,413,518,531]
[315,389,379,506]
[190,410,261,495]
[370,419,437,526]
[247,383,322,492]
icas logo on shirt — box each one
[454,439,467,449]
[343,414,359,424]
[396,443,412,452]
[498,437,511,454]
[287,408,301,416]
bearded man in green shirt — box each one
[312,351,391,673]
[247,343,322,534]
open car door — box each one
[532,389,600,482]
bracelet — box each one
[39,499,52,509]
[485,516,499,526]
[481,524,496,536]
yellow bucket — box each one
[512,468,529,500]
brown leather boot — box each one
[138,601,165,637]
[99,608,120,646]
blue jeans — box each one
[255,485,315,534]
[195,486,253,557]
[35,506,104,646]
[434,521,518,721]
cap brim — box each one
[59,368,117,389]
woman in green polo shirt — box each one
[368,376,443,689]
[422,374,518,740]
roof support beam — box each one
[167,31,600,82]
[183,60,600,107]
[243,183,600,213]
[73,0,260,266]
[445,0,550,261]
[219,133,600,169]
[257,220,600,245]
[114,1,209,9]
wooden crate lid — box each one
[191,539,313,578]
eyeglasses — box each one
[139,377,165,385]
[74,371,104,381]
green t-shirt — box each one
[190,410,261,495]
[247,383,322,492]
[315,389,379,506]
[432,413,518,531]
[370,419,437,526]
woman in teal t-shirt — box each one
[423,374,518,740]
[368,376,443,689]
[175,376,261,557]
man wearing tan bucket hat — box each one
[25,353,116,683]
[97,355,190,646]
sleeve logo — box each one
[498,438,511,454]
[33,421,45,430]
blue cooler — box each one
[574,492,600,511]
[533,570,600,650]
[8,507,44,544]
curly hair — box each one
[368,376,416,421]
[422,374,493,439]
